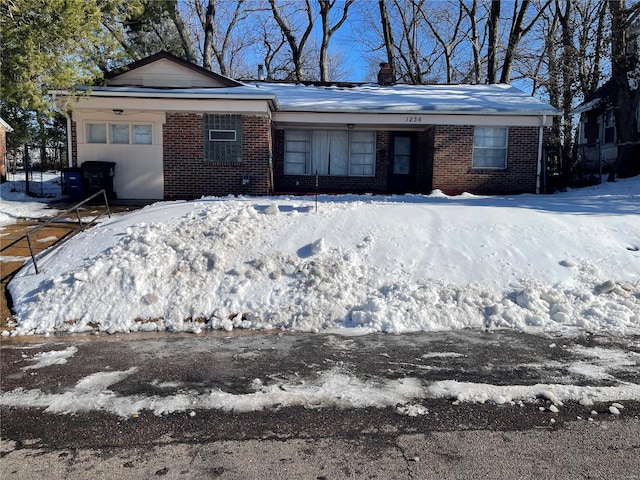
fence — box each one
[5,144,68,198]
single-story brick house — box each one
[53,52,559,200]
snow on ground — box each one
[0,171,62,226]
[5,175,639,336]
[1,352,637,418]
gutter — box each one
[51,91,74,167]
[49,89,280,110]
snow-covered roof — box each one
[252,82,561,117]
[63,82,559,118]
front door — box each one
[388,133,414,193]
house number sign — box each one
[405,116,423,123]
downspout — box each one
[536,114,546,194]
[52,91,73,168]
[66,113,73,167]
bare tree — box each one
[193,0,252,76]
[575,0,607,97]
[378,0,396,71]
[499,0,553,84]
[269,0,315,81]
[318,0,354,82]
[556,0,577,158]
[167,0,199,64]
[395,0,429,83]
[256,14,288,79]
[460,0,483,84]
[419,1,466,83]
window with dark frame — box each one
[604,110,616,144]
[284,129,376,176]
[204,114,242,162]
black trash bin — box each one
[62,167,85,202]
[81,161,117,200]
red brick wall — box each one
[163,113,272,199]
[431,125,539,195]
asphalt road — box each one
[1,330,639,479]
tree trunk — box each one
[487,0,500,83]
[168,1,198,64]
[461,0,481,84]
[319,0,353,82]
[607,0,640,180]
[378,0,395,70]
[557,0,575,160]
[202,0,215,71]
[500,0,529,84]
[269,0,314,81]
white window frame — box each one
[284,129,376,177]
[472,126,508,169]
[86,122,153,145]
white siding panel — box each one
[108,59,224,88]
[79,144,164,200]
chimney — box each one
[377,62,393,86]
[258,64,265,81]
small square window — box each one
[110,124,130,144]
[133,124,152,144]
[87,124,106,144]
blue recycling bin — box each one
[63,167,85,202]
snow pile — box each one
[6,177,640,336]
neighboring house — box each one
[573,80,631,174]
[0,117,13,183]
[53,52,559,201]
[573,12,640,177]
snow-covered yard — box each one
[3,174,639,337]
[0,171,62,226]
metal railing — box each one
[24,190,111,274]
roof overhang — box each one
[273,111,555,129]
[0,117,13,132]
[51,87,279,114]
[571,98,604,115]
